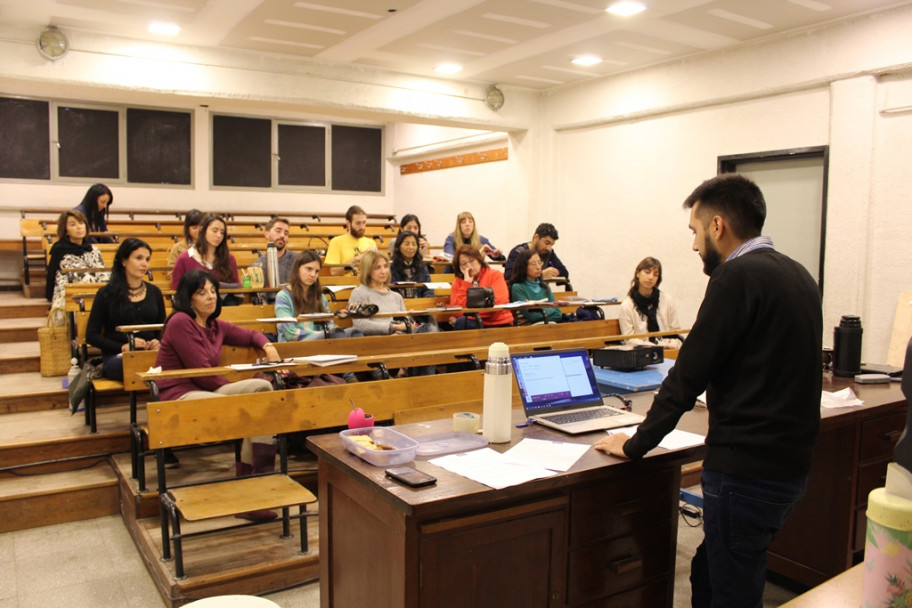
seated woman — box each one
[508,249,562,325]
[167,208,205,271]
[389,230,434,299]
[86,238,166,381]
[349,251,437,376]
[618,256,684,349]
[442,211,505,262]
[171,214,240,303]
[275,250,362,342]
[388,214,430,259]
[73,183,113,244]
[45,210,109,310]
[447,245,513,329]
[155,269,282,520]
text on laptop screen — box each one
[511,350,602,413]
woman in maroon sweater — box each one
[155,268,281,521]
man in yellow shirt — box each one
[325,205,377,276]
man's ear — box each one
[711,215,725,241]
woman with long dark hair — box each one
[86,238,166,381]
[155,269,281,518]
[390,231,433,299]
[74,183,113,244]
[274,250,362,342]
[45,210,108,309]
[618,256,683,348]
[167,208,205,269]
[170,214,239,289]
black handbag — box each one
[466,286,494,308]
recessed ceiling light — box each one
[148,22,181,36]
[434,63,463,74]
[605,1,646,17]
[572,55,603,66]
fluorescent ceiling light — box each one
[606,1,646,17]
[148,22,181,36]
[434,63,463,74]
[572,55,603,66]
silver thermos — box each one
[266,241,279,288]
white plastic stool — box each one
[182,595,280,607]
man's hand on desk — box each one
[593,433,631,458]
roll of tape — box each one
[453,412,480,433]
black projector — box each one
[591,345,664,371]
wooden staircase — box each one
[0,291,320,606]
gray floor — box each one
[0,499,796,608]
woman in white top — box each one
[618,256,683,349]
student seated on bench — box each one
[73,183,114,244]
[155,269,283,521]
[447,245,513,330]
[390,230,434,299]
[167,208,204,271]
[45,209,109,309]
[86,238,166,381]
[275,250,362,342]
[171,214,240,305]
[350,251,438,376]
[508,248,562,325]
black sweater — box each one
[85,283,166,355]
[624,248,822,480]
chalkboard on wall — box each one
[58,106,119,179]
[0,97,50,180]
[212,114,271,187]
[127,108,191,184]
[278,123,325,186]
[331,125,382,192]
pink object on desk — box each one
[347,409,374,429]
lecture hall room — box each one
[2,1,912,607]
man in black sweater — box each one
[595,174,822,608]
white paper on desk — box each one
[605,426,705,451]
[325,285,354,293]
[429,448,556,490]
[423,282,452,290]
[821,387,864,409]
[501,438,590,472]
[228,362,296,371]
[257,317,297,323]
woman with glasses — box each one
[508,248,562,325]
[447,245,513,329]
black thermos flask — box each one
[833,315,863,377]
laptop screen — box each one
[511,349,603,415]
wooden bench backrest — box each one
[274,319,622,360]
[146,370,505,449]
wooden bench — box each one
[147,395,318,579]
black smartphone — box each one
[385,466,437,488]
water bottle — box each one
[482,342,513,443]
[266,242,279,288]
[64,357,80,389]
[833,315,863,377]
[242,273,251,289]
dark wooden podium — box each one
[308,405,704,608]
[768,377,906,587]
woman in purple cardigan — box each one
[155,268,281,521]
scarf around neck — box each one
[631,288,661,336]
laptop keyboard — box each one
[538,407,622,425]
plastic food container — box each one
[340,427,418,466]
[415,432,489,458]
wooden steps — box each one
[0,458,119,533]
[0,341,40,373]
[0,316,45,343]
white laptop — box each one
[511,349,644,434]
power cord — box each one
[680,503,703,527]
[603,393,633,411]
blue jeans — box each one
[690,469,807,608]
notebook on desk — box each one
[511,349,644,434]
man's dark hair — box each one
[683,173,766,240]
[265,217,290,231]
[345,205,366,222]
[534,223,559,240]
